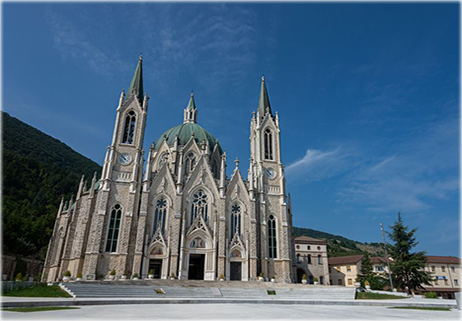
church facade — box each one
[43,57,294,283]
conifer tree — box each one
[387,212,432,295]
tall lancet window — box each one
[153,198,167,235]
[212,159,218,178]
[267,215,277,259]
[122,111,137,144]
[190,189,208,224]
[264,128,274,160]
[106,204,122,252]
[185,152,196,174]
[230,204,241,237]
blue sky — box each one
[3,3,460,256]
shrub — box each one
[302,274,307,280]
[219,274,224,279]
[314,277,319,282]
[259,272,264,278]
[425,292,438,299]
[64,271,71,277]
[110,270,116,276]
[16,273,23,281]
[149,269,154,275]
[171,272,175,278]
[133,273,139,278]
[77,272,82,278]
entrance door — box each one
[149,259,162,279]
[230,262,242,281]
[188,254,205,280]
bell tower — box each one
[250,76,293,282]
[82,56,149,280]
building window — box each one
[451,266,455,272]
[309,276,314,284]
[185,152,196,175]
[296,254,301,264]
[348,279,353,286]
[346,266,351,272]
[307,254,312,264]
[296,245,300,250]
[431,266,435,272]
[122,111,136,144]
[267,215,277,259]
[444,279,449,286]
[230,204,241,237]
[375,265,384,272]
[307,246,311,250]
[105,204,122,252]
[317,246,321,250]
[455,279,459,286]
[318,254,322,265]
[190,189,208,224]
[153,198,167,235]
[264,128,274,160]
[338,279,343,285]
[320,276,324,285]
[336,266,341,272]
[442,266,446,272]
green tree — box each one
[357,253,388,290]
[387,212,432,295]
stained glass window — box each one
[268,215,277,259]
[153,198,167,235]
[190,189,208,224]
[230,204,241,237]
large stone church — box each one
[43,57,294,283]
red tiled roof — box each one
[328,255,363,265]
[370,257,387,264]
[425,256,461,264]
[294,236,327,245]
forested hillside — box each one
[293,226,384,257]
[2,112,102,259]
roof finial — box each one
[261,74,265,82]
[139,53,143,61]
[234,157,240,172]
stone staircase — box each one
[62,281,355,300]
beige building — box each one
[294,236,329,284]
[418,256,461,299]
[42,57,294,283]
[328,255,363,287]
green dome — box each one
[154,123,222,154]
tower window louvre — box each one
[122,111,137,144]
[105,204,122,252]
[264,128,274,160]
[268,215,277,258]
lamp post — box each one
[380,223,394,291]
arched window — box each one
[185,152,196,175]
[153,198,167,235]
[296,253,301,263]
[308,254,312,264]
[318,254,322,265]
[230,204,241,237]
[267,215,277,259]
[106,204,122,252]
[191,189,208,224]
[158,153,167,168]
[264,128,274,160]
[122,111,136,144]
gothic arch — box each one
[122,110,137,144]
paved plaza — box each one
[2,303,461,320]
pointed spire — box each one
[184,92,198,123]
[257,75,272,117]
[186,91,196,110]
[127,56,143,101]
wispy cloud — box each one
[286,146,358,183]
[45,8,127,75]
[337,116,459,213]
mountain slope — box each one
[293,226,384,257]
[2,112,102,259]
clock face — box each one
[265,167,276,179]
[118,153,132,165]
